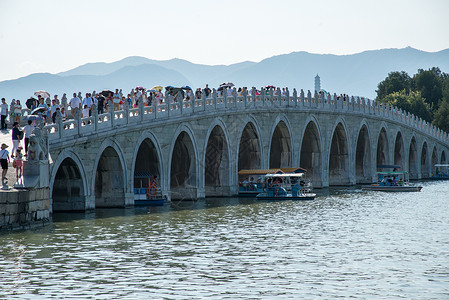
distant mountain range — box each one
[1,47,448,101]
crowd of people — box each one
[0,83,299,181]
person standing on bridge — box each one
[0,143,10,181]
[203,84,211,98]
[1,98,8,130]
[81,93,93,116]
[69,93,81,118]
[113,89,121,111]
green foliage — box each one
[414,67,443,109]
[376,67,449,132]
[376,71,412,102]
[433,100,449,133]
[383,90,432,123]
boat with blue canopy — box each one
[133,171,166,206]
[238,167,307,197]
[256,172,316,200]
[429,164,449,180]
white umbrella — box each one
[34,90,50,98]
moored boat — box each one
[362,165,422,192]
[256,172,316,200]
[238,167,307,197]
[429,164,449,180]
[134,172,166,206]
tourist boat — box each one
[238,167,307,197]
[429,164,449,180]
[134,172,166,206]
[256,172,316,200]
[362,165,422,192]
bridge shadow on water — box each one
[52,185,370,224]
[52,197,261,223]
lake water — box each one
[1,181,449,299]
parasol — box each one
[101,90,113,97]
[24,115,43,122]
[30,107,47,115]
[34,90,50,98]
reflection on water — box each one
[1,182,449,299]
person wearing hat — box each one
[0,143,10,180]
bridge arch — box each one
[203,118,232,196]
[376,126,390,168]
[132,131,164,196]
[394,130,406,170]
[93,138,128,208]
[408,136,419,179]
[169,124,199,200]
[328,120,350,185]
[299,116,323,187]
[421,140,429,178]
[237,117,263,172]
[268,115,293,168]
[50,149,88,211]
[431,145,438,176]
[441,150,447,164]
[355,121,372,183]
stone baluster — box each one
[293,88,297,107]
[269,88,274,104]
[75,108,82,135]
[232,87,237,108]
[91,104,98,131]
[285,88,290,106]
[243,87,248,108]
[55,110,63,139]
[307,90,312,107]
[123,102,129,123]
[300,89,305,105]
[314,90,319,105]
[251,87,257,105]
[213,88,218,110]
[260,87,265,105]
[138,97,144,121]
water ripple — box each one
[1,182,449,299]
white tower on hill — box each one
[315,74,321,92]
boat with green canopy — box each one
[362,165,422,192]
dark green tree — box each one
[433,100,449,132]
[413,67,443,109]
[383,90,432,123]
[376,71,412,102]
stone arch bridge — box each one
[43,89,449,211]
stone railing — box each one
[43,87,449,146]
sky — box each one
[0,0,448,82]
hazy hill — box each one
[0,64,190,101]
[1,47,448,101]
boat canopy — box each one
[263,173,305,178]
[376,171,408,175]
[134,171,154,178]
[377,165,401,169]
[238,167,307,175]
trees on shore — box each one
[376,67,449,132]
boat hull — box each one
[256,193,316,201]
[362,185,422,192]
[134,198,165,206]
